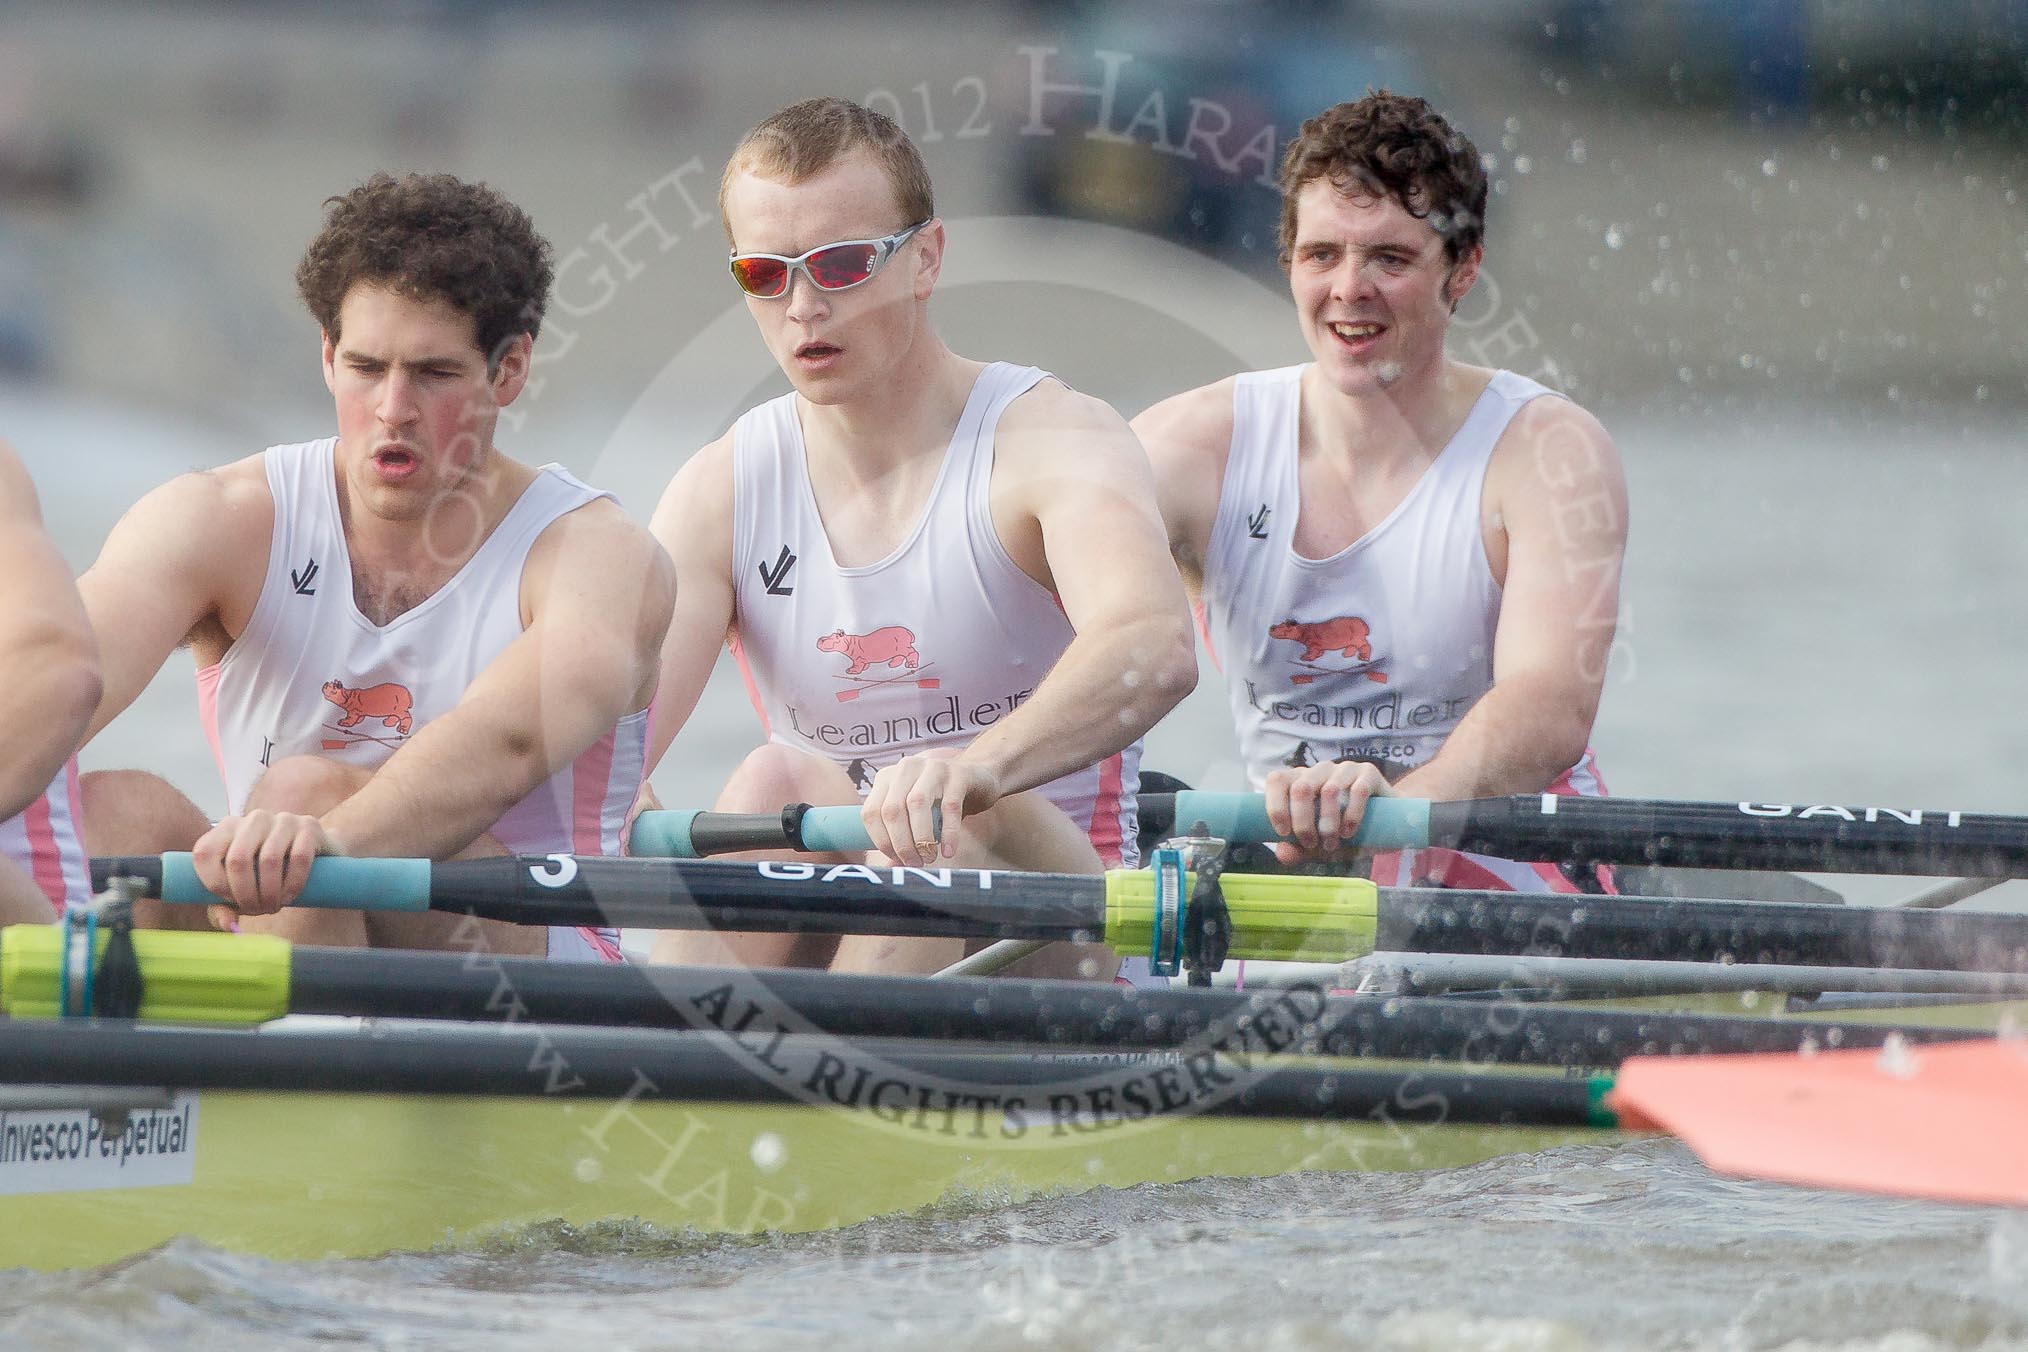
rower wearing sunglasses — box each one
[1134,91,1626,893]
[0,439,99,924]
[643,97,1195,978]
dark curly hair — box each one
[1276,91,1487,268]
[295,173,554,369]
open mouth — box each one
[372,447,419,476]
[1328,321,1386,346]
[795,339,842,361]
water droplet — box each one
[1761,158,1778,176]
[1514,156,1533,174]
[751,1132,787,1172]
[574,1155,604,1183]
[1603,224,1624,250]
[1876,1031,1920,1079]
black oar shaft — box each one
[285,950,1988,1068]
[1378,889,2028,972]
[92,854,1108,938]
[0,1019,1604,1127]
[1431,796,2028,876]
[1135,792,2028,878]
[88,851,2028,972]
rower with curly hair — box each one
[1135,91,1626,892]
[76,173,672,953]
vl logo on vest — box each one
[320,679,416,751]
[816,626,940,703]
[1268,616,1389,687]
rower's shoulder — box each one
[646,431,736,564]
[1130,376,1238,475]
[657,427,738,506]
[0,439,37,516]
[109,452,274,545]
[531,490,673,590]
[1001,374,1134,443]
[1491,391,1624,488]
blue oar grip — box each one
[796,807,877,854]
[158,853,434,911]
[628,810,702,859]
[1167,791,1432,848]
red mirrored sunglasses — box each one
[728,221,931,299]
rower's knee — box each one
[79,769,210,855]
[0,856,56,924]
[244,756,372,816]
[717,744,854,813]
[949,792,1102,874]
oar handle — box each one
[629,805,878,858]
[631,795,1433,858]
[1152,792,1433,850]
[93,854,436,911]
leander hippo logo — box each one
[816,626,942,703]
[320,679,416,749]
[1268,616,1389,687]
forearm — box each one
[0,624,101,819]
[318,708,556,860]
[1395,673,1597,803]
[956,614,1195,795]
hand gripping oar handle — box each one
[628,795,1432,858]
[1141,792,1432,849]
[97,854,436,911]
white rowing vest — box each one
[0,759,89,910]
[196,439,645,959]
[1202,366,1610,894]
[729,362,1141,865]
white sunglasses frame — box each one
[727,220,933,298]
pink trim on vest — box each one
[1087,751,1126,867]
[195,662,227,784]
[571,729,617,855]
[728,631,771,738]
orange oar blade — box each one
[1609,1037,2028,1207]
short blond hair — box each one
[718,97,934,240]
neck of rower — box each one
[1301,353,1492,473]
[798,334,981,484]
[340,448,537,588]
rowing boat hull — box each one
[0,1086,1587,1271]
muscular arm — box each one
[643,435,737,772]
[1130,378,1236,600]
[0,444,100,817]
[316,499,675,861]
[77,462,269,741]
[1396,397,1628,801]
[956,383,1198,795]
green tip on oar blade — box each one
[1612,1037,2028,1207]
[1102,870,1379,963]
